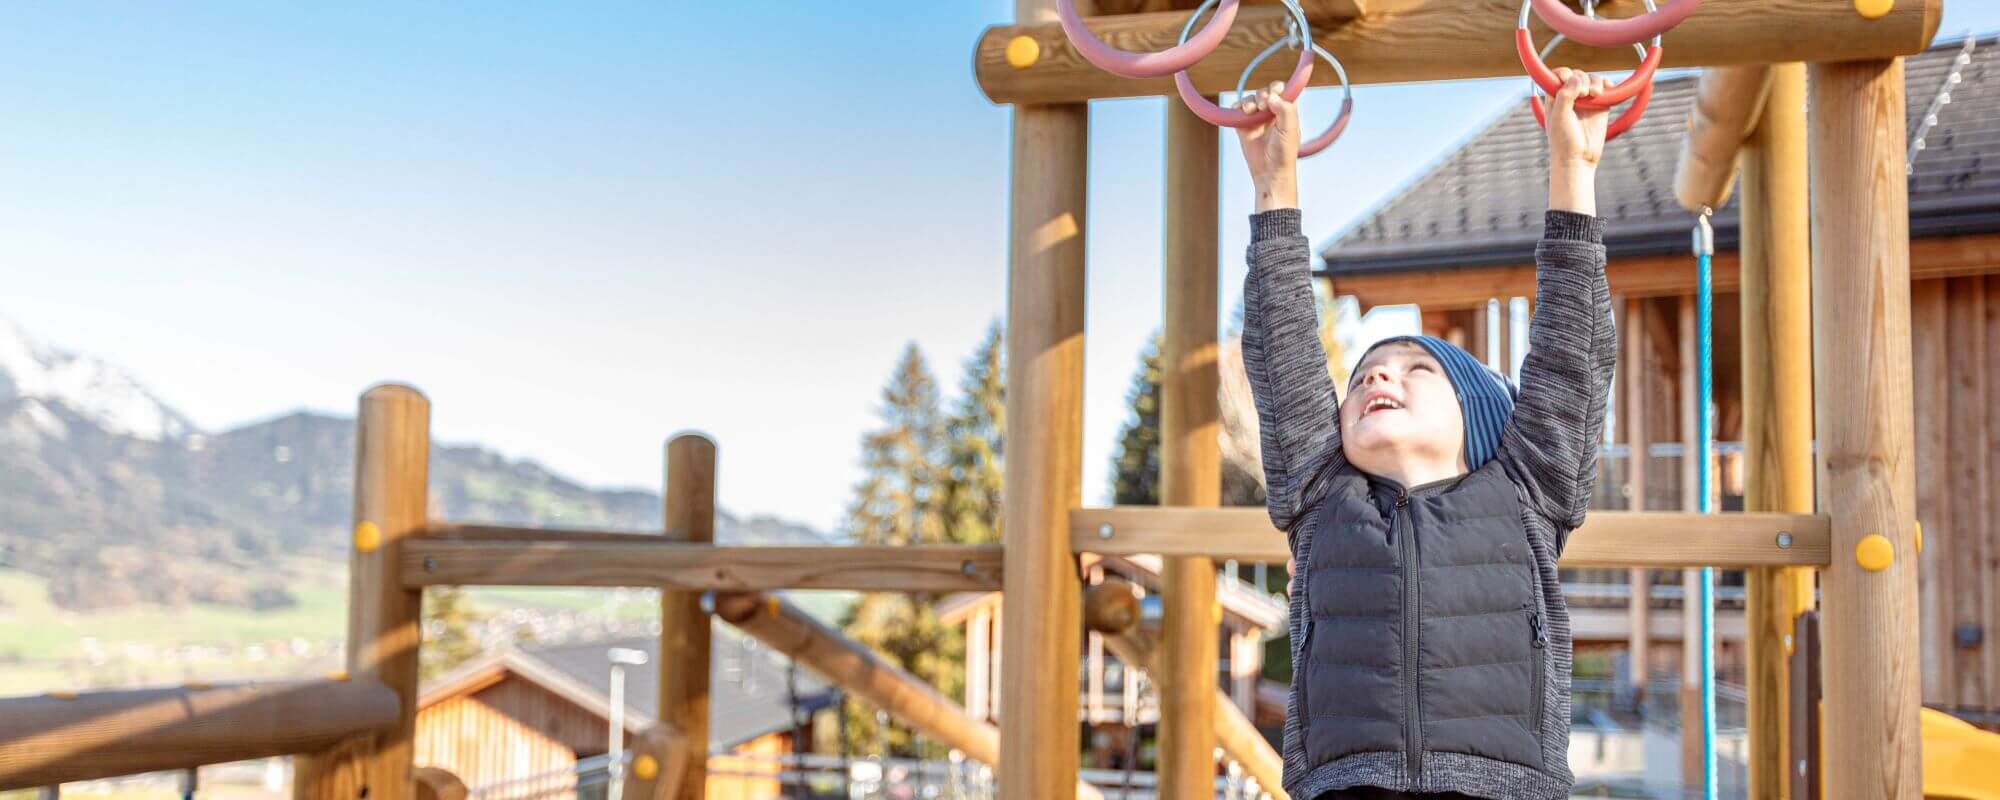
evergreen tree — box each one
[420,587,486,679]
[939,322,1005,546]
[1110,332,1165,505]
[839,343,963,756]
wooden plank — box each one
[423,522,665,542]
[1071,506,1828,567]
[1737,61,1812,800]
[710,593,1105,800]
[299,385,430,800]
[1158,89,1219,800]
[1947,278,1990,713]
[1987,275,2000,717]
[1788,611,1823,799]
[999,2,1089,788]
[1623,296,1651,697]
[973,0,1940,105]
[1809,57,1922,796]
[401,541,1005,592]
[1327,232,2000,312]
[659,433,714,800]
[1677,295,1703,794]
[1673,65,1775,212]
[0,680,398,790]
[1913,279,1951,706]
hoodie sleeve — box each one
[1497,210,1617,543]
[1240,209,1345,538]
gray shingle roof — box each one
[526,634,837,751]
[1320,35,2000,276]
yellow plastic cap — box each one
[633,754,660,781]
[354,521,383,553]
[1006,36,1041,69]
[1855,533,1895,572]
[1854,0,1893,19]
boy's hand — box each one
[1543,68,1608,216]
[1234,82,1299,212]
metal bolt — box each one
[1784,634,1794,650]
[1098,523,1114,540]
[962,560,978,577]
[423,556,437,573]
[1775,531,1793,549]
[1797,759,1807,777]
[698,590,717,615]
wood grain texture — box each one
[1000,1,1089,793]
[710,593,1105,800]
[1072,506,1827,567]
[1327,231,2000,311]
[1808,57,1922,798]
[1621,297,1651,695]
[0,680,398,790]
[1946,278,1990,713]
[1672,65,1773,212]
[1913,279,1949,705]
[301,384,430,800]
[659,434,714,800]
[1736,61,1813,800]
[1157,91,1219,800]
[973,0,1939,105]
[422,523,668,543]
[402,541,1005,591]
[1099,632,1288,800]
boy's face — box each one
[1340,341,1467,480]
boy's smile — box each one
[1341,340,1468,487]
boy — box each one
[1236,70,1617,800]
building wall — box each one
[416,682,588,792]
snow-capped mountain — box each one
[0,314,198,442]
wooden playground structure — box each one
[0,0,1974,797]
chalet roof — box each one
[1318,35,2000,277]
[421,634,836,751]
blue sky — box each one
[3,3,1994,534]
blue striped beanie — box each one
[1358,335,1518,470]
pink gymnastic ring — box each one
[1176,0,1313,128]
[1529,0,1698,49]
[1527,29,1654,141]
[1056,0,1240,79]
[1517,0,1660,112]
[1234,28,1353,157]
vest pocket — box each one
[1527,604,1547,736]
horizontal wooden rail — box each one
[0,679,398,790]
[974,0,1938,106]
[403,538,1004,592]
[1072,507,1830,568]
[423,522,669,542]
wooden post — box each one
[1159,89,1220,800]
[1623,297,1651,702]
[620,725,696,800]
[298,385,430,800]
[1000,1,1089,795]
[660,433,716,800]
[1676,297,1705,793]
[1808,57,1921,797]
[1739,61,1814,800]
[412,767,467,800]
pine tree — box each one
[839,343,963,756]
[939,322,1005,546]
[1110,332,1165,505]
[420,587,486,679]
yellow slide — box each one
[1924,708,2000,800]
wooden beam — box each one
[619,724,695,800]
[1809,57,1922,796]
[1083,578,1142,634]
[422,522,666,543]
[710,593,1105,800]
[1677,294,1703,794]
[1673,65,1774,212]
[1326,231,2000,311]
[0,680,398,790]
[1737,61,1813,800]
[1090,0,1363,18]
[412,767,468,800]
[659,433,715,800]
[1158,88,1219,800]
[1623,296,1651,699]
[1099,631,1289,800]
[1072,506,1829,567]
[401,540,1005,592]
[298,385,429,800]
[1000,0,1089,796]
[973,0,1940,106]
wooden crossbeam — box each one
[0,679,399,790]
[402,536,1005,592]
[973,0,1939,106]
[1071,506,1830,567]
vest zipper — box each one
[1528,604,1548,735]
[1395,489,1421,784]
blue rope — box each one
[1694,210,1717,800]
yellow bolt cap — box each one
[354,521,382,553]
[1006,36,1041,69]
[48,690,78,700]
[633,754,660,781]
[1853,0,1893,19]
[1855,533,1895,572]
[1915,520,1924,554]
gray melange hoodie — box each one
[1242,209,1615,800]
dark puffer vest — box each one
[1240,209,1616,800]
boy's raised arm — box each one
[1235,84,1344,537]
[1499,70,1619,540]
